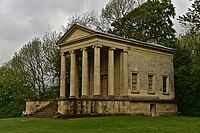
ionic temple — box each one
[25,24,177,117]
[56,24,177,116]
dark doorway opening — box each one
[150,104,156,116]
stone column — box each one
[70,50,76,98]
[123,50,128,97]
[120,50,128,97]
[93,45,102,97]
[120,51,124,97]
[60,52,66,98]
[75,55,79,98]
[108,48,115,97]
[82,48,89,97]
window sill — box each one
[131,90,140,94]
[162,92,169,95]
[147,91,155,95]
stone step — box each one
[30,102,58,118]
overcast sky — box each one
[0,0,192,66]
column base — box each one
[93,95,101,99]
[59,96,66,100]
[108,95,115,100]
[69,96,76,99]
[120,96,129,100]
[81,95,89,99]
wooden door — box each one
[101,74,108,98]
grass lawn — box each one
[0,116,200,133]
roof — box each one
[57,24,174,53]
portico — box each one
[60,45,128,99]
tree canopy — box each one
[9,34,60,99]
[174,33,200,116]
[109,0,176,47]
[178,0,200,33]
[0,65,32,117]
[101,0,144,24]
[174,0,200,116]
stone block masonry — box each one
[57,99,177,117]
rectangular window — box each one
[132,73,137,91]
[148,75,153,91]
[163,77,167,93]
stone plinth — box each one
[57,99,177,117]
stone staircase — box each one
[29,101,58,118]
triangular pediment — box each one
[58,24,95,44]
[67,28,92,41]
[57,24,173,53]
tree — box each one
[101,0,144,25]
[3,32,61,99]
[178,0,200,33]
[0,30,63,117]
[109,0,176,47]
[0,66,32,117]
[174,32,200,116]
[175,0,200,116]
[66,10,101,31]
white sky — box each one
[0,0,192,66]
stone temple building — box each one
[25,24,177,117]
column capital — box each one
[109,47,116,51]
[69,50,75,54]
[60,52,66,56]
[81,47,88,51]
[92,45,102,48]
[123,49,128,53]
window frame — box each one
[162,76,169,95]
[147,74,155,94]
[131,72,139,94]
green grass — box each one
[0,116,200,133]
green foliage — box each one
[179,0,200,33]
[0,31,62,117]
[101,0,143,23]
[176,0,200,116]
[0,67,30,118]
[174,33,200,116]
[7,32,61,99]
[101,0,144,32]
[109,0,176,47]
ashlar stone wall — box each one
[127,45,174,100]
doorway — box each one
[101,74,108,98]
[150,104,156,116]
